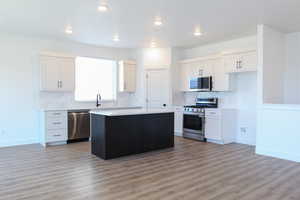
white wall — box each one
[259,25,286,104]
[0,33,135,147]
[256,105,300,162]
[178,36,258,145]
[132,48,173,108]
[284,32,300,104]
[256,25,300,162]
[182,36,257,59]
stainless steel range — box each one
[183,98,218,141]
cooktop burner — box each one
[184,105,208,108]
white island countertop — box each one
[90,108,174,116]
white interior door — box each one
[146,69,170,109]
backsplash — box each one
[184,92,237,108]
[39,92,135,110]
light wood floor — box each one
[1,137,300,200]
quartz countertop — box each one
[40,106,142,111]
[89,108,174,116]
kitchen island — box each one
[90,109,174,160]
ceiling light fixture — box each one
[65,25,73,35]
[98,2,109,12]
[150,40,157,48]
[98,0,109,12]
[194,27,203,37]
[113,35,120,42]
[154,17,163,27]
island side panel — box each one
[91,114,107,159]
[142,113,175,152]
[105,115,144,159]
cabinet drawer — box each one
[46,111,67,118]
[46,118,67,130]
[46,129,67,143]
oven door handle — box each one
[184,112,204,117]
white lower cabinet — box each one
[205,109,236,144]
[174,106,183,136]
[40,111,68,146]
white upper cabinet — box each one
[40,55,75,92]
[212,58,230,91]
[180,62,192,91]
[180,58,229,92]
[239,51,257,72]
[190,60,213,77]
[40,56,60,91]
[224,50,257,73]
[119,60,136,93]
[58,58,75,92]
[179,49,257,92]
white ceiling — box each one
[0,0,300,48]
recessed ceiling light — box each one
[113,35,120,42]
[154,17,163,27]
[98,2,109,12]
[65,25,73,35]
[150,41,157,48]
[194,27,203,37]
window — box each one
[75,57,117,102]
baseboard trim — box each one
[256,146,300,163]
[174,132,183,137]
[0,139,38,148]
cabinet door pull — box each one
[53,122,62,125]
[53,134,61,137]
[199,69,203,76]
[57,80,60,88]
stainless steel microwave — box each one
[189,76,212,91]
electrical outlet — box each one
[1,129,5,135]
[240,127,247,134]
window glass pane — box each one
[75,57,117,101]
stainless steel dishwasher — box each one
[68,110,90,143]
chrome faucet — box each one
[96,93,101,108]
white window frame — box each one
[74,56,118,102]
